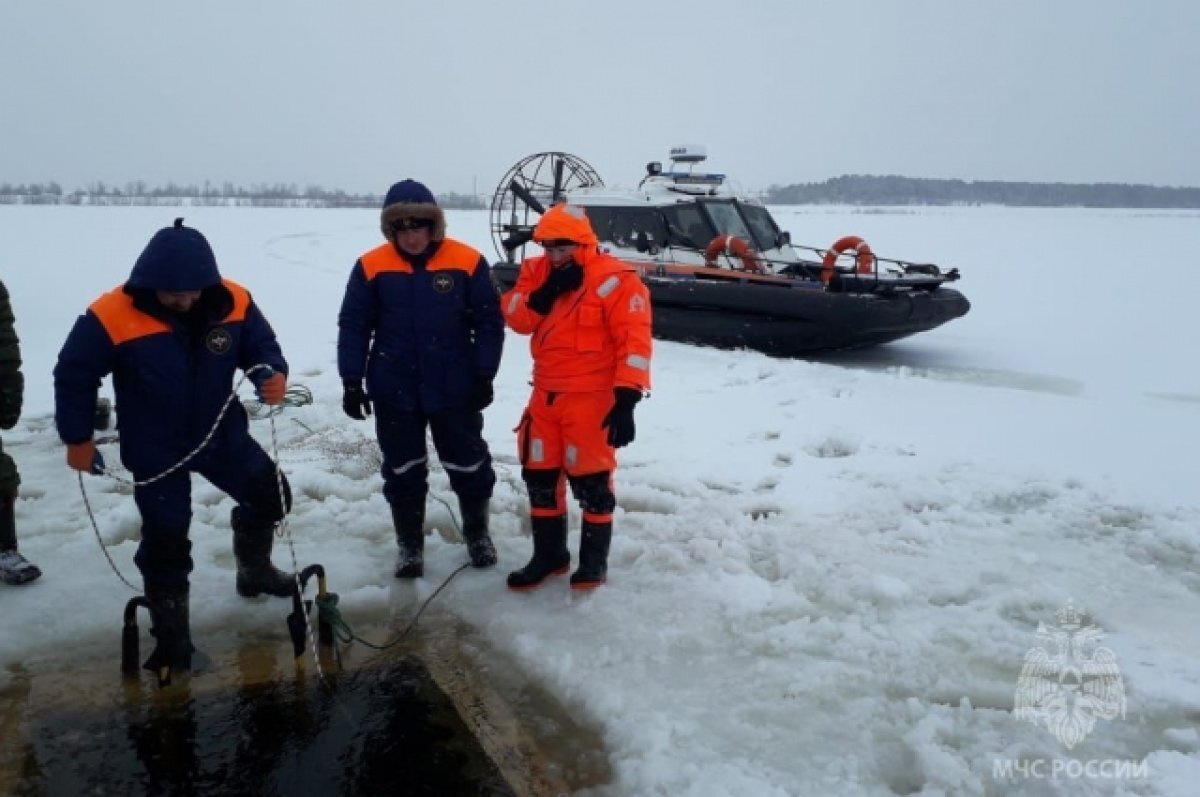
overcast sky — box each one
[2,1,1198,195]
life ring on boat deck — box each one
[820,235,876,284]
[703,235,765,273]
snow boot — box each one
[391,501,425,579]
[143,582,196,674]
[459,495,497,568]
[507,515,570,591]
[0,550,40,586]
[570,520,612,590]
[0,492,40,586]
[232,518,295,598]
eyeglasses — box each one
[540,240,578,253]
[392,218,434,233]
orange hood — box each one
[533,203,599,248]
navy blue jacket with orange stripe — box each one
[54,279,287,475]
[336,238,504,412]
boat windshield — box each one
[660,204,714,250]
[696,202,748,242]
[585,206,668,251]
[738,202,783,251]
[584,200,783,254]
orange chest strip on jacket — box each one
[89,280,250,345]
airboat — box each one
[488,146,970,355]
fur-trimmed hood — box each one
[380,179,446,243]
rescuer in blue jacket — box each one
[337,180,504,578]
[54,218,295,672]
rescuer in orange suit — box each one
[501,203,652,590]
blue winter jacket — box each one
[336,238,504,412]
[54,266,286,475]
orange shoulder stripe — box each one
[221,279,251,323]
[427,239,481,275]
[360,243,412,281]
[89,281,253,345]
[360,239,481,280]
[89,287,170,345]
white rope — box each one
[91,364,274,488]
[80,365,278,591]
[80,471,141,592]
[264,403,325,682]
[78,363,326,681]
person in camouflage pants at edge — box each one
[0,278,42,585]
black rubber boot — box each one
[570,520,612,590]
[143,582,196,673]
[232,518,295,598]
[459,495,497,568]
[0,493,41,586]
[391,501,425,579]
[507,515,570,591]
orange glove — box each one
[258,373,287,405]
[67,440,103,473]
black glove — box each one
[527,261,584,315]
[0,373,22,430]
[601,387,641,448]
[342,381,372,420]
[467,377,494,411]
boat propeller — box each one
[488,151,603,263]
[508,179,545,215]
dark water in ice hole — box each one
[0,617,608,796]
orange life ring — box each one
[704,234,764,273]
[820,235,875,284]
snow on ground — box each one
[1,203,1199,795]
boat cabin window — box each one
[702,201,756,246]
[739,202,784,252]
[585,207,667,250]
[660,204,714,250]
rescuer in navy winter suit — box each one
[54,219,295,671]
[337,180,504,578]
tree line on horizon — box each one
[3,176,1199,209]
[0,180,485,209]
[764,175,1200,208]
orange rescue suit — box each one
[502,246,652,500]
[501,246,652,394]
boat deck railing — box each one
[652,242,959,294]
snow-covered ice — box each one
[1,203,1198,796]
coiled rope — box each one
[245,384,314,419]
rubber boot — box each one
[0,492,41,586]
[232,518,295,598]
[570,520,612,590]
[507,515,570,591]
[143,582,196,673]
[459,495,497,568]
[391,501,425,579]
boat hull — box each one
[491,263,970,355]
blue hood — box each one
[126,218,220,291]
